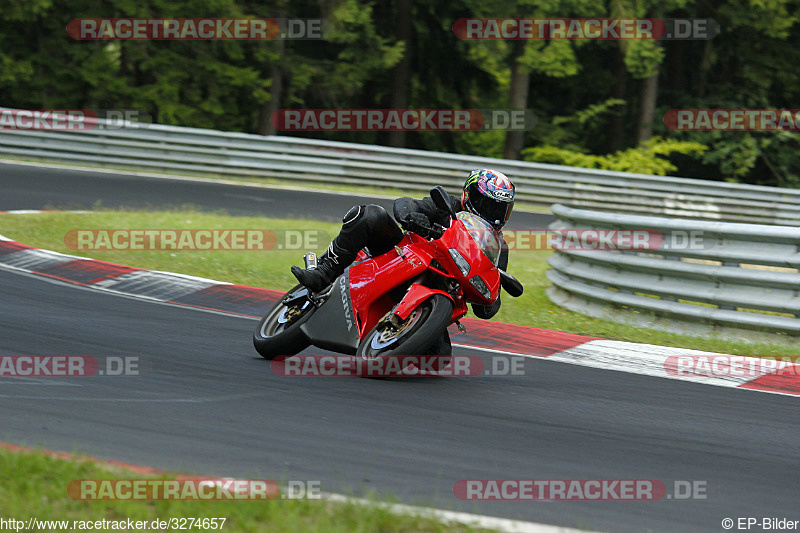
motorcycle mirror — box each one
[431,186,457,220]
[499,269,524,297]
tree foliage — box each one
[1,0,799,186]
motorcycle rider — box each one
[291,168,515,319]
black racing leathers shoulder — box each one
[392,193,508,320]
[392,194,460,228]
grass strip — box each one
[0,446,490,532]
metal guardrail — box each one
[2,109,800,225]
[547,204,800,338]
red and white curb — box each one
[547,340,799,396]
[0,235,797,397]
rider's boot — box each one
[291,240,355,292]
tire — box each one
[355,294,453,376]
[418,330,452,377]
[253,284,316,359]
[426,330,452,356]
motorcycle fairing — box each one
[347,235,433,337]
[299,269,361,354]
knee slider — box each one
[361,204,392,227]
[343,204,390,229]
[342,205,364,228]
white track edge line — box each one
[323,493,598,533]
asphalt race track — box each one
[0,162,554,227]
[1,163,798,532]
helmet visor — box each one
[468,190,513,229]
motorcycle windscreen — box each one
[456,211,502,266]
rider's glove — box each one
[400,212,434,237]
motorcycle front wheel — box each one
[355,294,453,375]
[253,284,316,359]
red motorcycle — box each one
[253,187,523,368]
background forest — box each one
[2,0,799,185]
